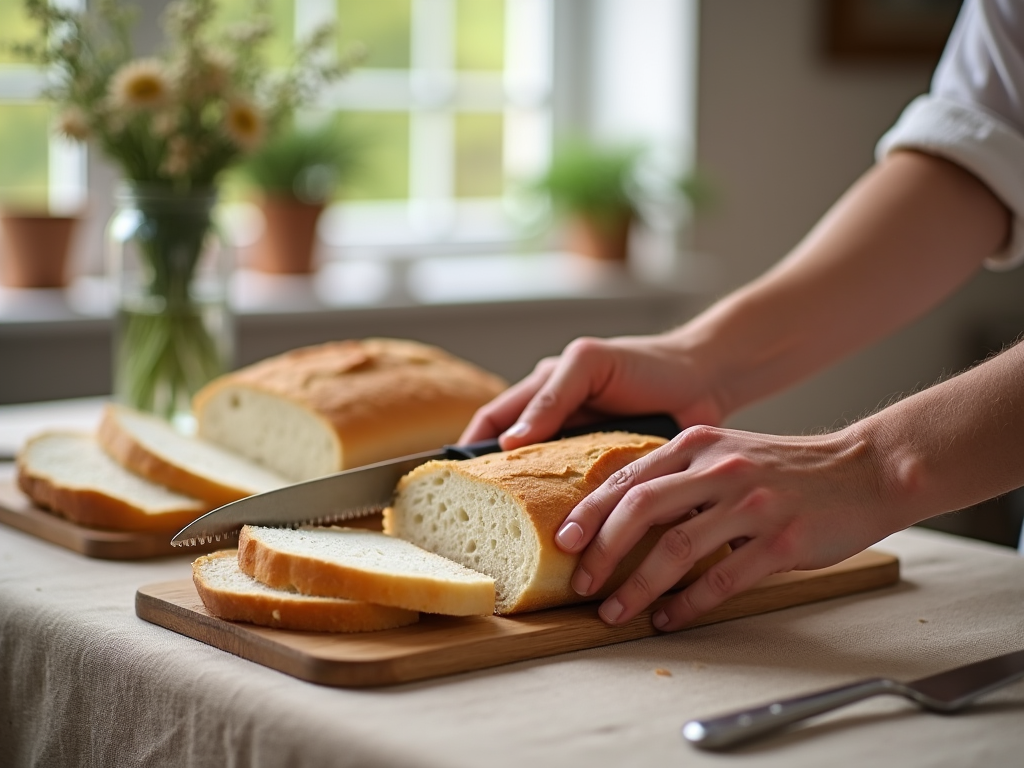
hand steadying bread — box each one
[194,432,727,629]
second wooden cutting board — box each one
[136,548,899,687]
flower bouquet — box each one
[16,0,360,419]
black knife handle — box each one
[444,414,681,460]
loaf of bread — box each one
[237,525,496,616]
[385,432,728,614]
[17,431,209,533]
[192,338,507,481]
[97,404,291,507]
[193,550,419,632]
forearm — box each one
[669,150,1011,418]
[852,338,1024,530]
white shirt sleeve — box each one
[875,0,1024,271]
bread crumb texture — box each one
[237,525,495,616]
[192,550,419,632]
[388,432,672,613]
[193,338,506,480]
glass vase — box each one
[107,183,233,424]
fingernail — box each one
[599,597,624,624]
[503,422,529,439]
[556,521,584,550]
[571,567,593,595]
[652,610,669,630]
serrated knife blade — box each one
[170,413,682,547]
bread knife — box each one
[170,413,680,547]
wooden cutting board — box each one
[0,479,216,559]
[136,549,899,687]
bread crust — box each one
[388,432,729,613]
[193,550,419,632]
[193,339,507,471]
[97,405,277,507]
[237,525,496,616]
[17,432,208,533]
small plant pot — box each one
[565,210,633,262]
[0,212,79,288]
[253,197,326,274]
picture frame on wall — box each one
[825,0,963,62]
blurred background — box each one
[1,0,1021,546]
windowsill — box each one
[0,250,720,326]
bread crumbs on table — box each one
[655,668,672,677]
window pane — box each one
[337,0,411,69]
[454,113,503,198]
[335,112,409,201]
[0,103,50,209]
[0,0,42,65]
[213,0,294,68]
[456,0,504,70]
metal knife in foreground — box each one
[682,648,1024,750]
[171,414,680,547]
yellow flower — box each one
[224,99,265,151]
[54,107,90,141]
[108,58,171,110]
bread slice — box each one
[192,550,419,632]
[192,338,507,481]
[97,404,290,507]
[385,432,729,614]
[237,525,495,616]
[16,431,209,533]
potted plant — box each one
[531,140,643,262]
[0,200,80,289]
[531,139,713,263]
[238,121,359,274]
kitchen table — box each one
[1,405,1022,767]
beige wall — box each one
[693,0,1024,435]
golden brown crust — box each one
[192,550,419,632]
[16,453,207,533]
[193,339,507,469]
[388,432,729,613]
[96,405,250,507]
[237,526,495,616]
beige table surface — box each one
[1,406,1023,767]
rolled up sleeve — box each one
[876,0,1024,271]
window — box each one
[220,0,554,255]
[0,0,87,215]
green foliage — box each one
[239,121,361,203]
[10,0,363,189]
[533,140,642,218]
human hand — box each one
[459,334,727,449]
[554,423,899,630]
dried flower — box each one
[108,58,171,110]
[161,135,196,178]
[54,107,90,141]
[224,99,265,151]
[17,0,362,188]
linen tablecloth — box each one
[1,463,1022,768]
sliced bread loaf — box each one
[17,431,209,532]
[385,432,728,614]
[192,338,507,481]
[193,550,419,632]
[237,525,496,616]
[97,404,290,507]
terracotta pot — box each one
[0,212,78,288]
[252,197,326,274]
[564,210,634,262]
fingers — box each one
[458,361,555,444]
[649,541,778,631]
[499,338,617,450]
